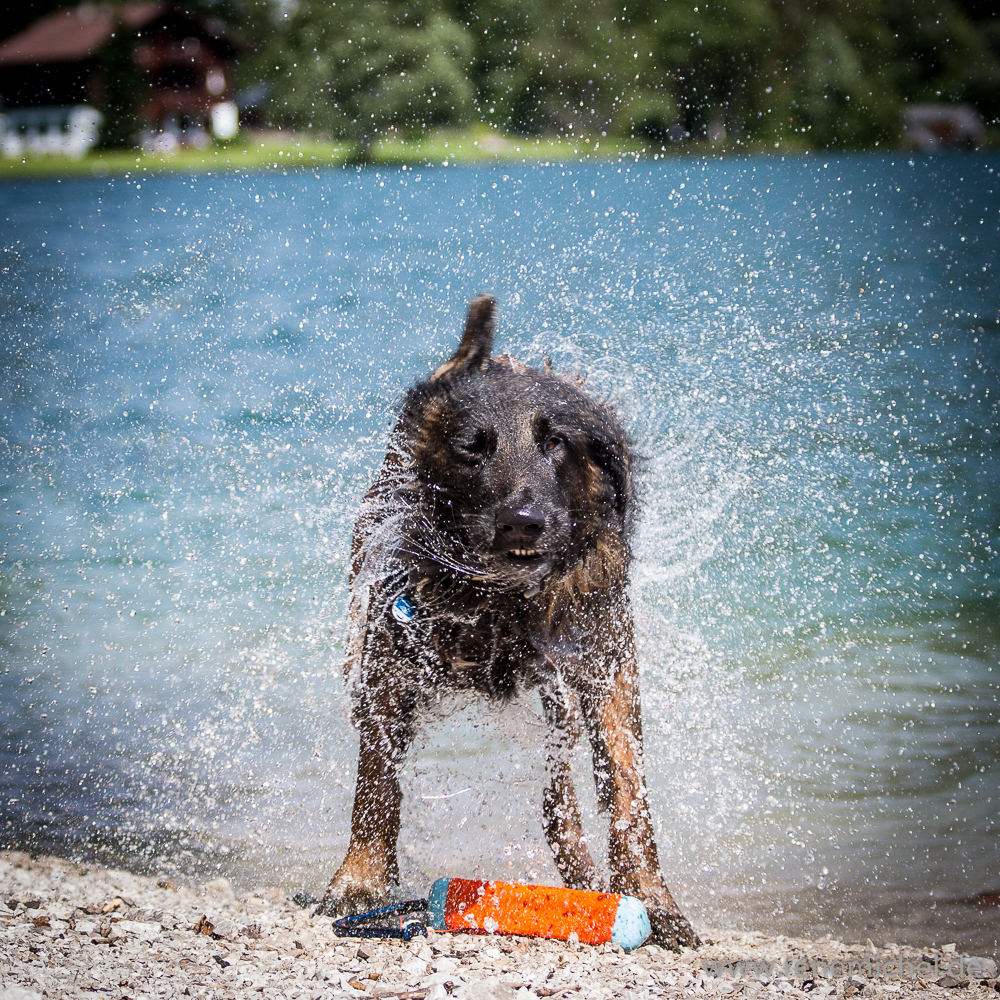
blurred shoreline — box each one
[1,848,997,1000]
[4,129,999,181]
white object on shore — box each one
[211,101,239,140]
[0,105,102,158]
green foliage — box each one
[238,0,1000,148]
[255,0,476,142]
[3,0,998,149]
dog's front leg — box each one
[540,688,603,891]
[320,670,413,917]
[582,654,700,951]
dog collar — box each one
[391,594,417,623]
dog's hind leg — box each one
[540,688,603,891]
[580,645,700,952]
[318,656,414,918]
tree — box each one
[259,0,476,143]
[248,0,1000,147]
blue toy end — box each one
[391,595,416,623]
[610,895,651,951]
[426,877,451,930]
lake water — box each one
[1,154,997,952]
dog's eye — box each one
[544,436,564,453]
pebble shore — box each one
[1,851,996,1000]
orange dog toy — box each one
[426,877,651,951]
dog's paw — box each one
[313,882,391,920]
[647,904,701,952]
[315,852,399,920]
[313,862,395,920]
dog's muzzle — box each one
[495,505,548,563]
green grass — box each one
[367,127,645,165]
[0,128,784,181]
[5,125,945,182]
[0,137,356,181]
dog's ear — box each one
[587,431,635,520]
[431,294,496,381]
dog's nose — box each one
[495,506,546,547]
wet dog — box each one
[320,295,698,950]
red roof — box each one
[0,3,164,66]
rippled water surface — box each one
[1,154,997,950]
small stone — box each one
[966,959,998,979]
[114,919,162,943]
[464,982,517,1000]
[203,877,236,903]
[941,945,957,955]
[340,973,366,993]
[211,917,240,941]
[0,987,44,1000]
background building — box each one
[0,2,244,154]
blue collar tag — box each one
[391,594,417,623]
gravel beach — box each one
[0,851,996,1000]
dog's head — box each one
[392,295,636,600]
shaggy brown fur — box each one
[319,295,698,950]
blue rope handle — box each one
[331,899,429,940]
